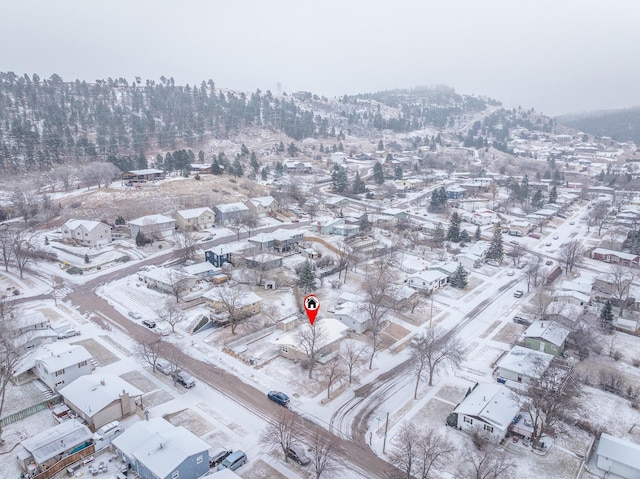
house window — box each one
[196,455,203,464]
[483,424,494,433]
[463,416,473,425]
[55,369,65,376]
[55,380,64,387]
[172,471,179,479]
[78,361,87,368]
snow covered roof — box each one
[561,280,592,295]
[126,168,163,175]
[248,196,276,207]
[497,346,553,378]
[205,241,250,256]
[37,343,93,372]
[596,433,640,470]
[59,374,143,416]
[454,383,519,431]
[13,311,49,329]
[524,321,570,347]
[21,419,92,464]
[333,301,369,324]
[203,289,262,307]
[552,290,590,303]
[216,202,249,213]
[273,317,349,350]
[140,267,192,285]
[63,219,109,232]
[175,207,214,219]
[128,214,175,226]
[112,418,210,478]
[406,270,448,282]
[183,262,219,276]
[593,248,639,261]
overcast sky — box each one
[2,0,639,116]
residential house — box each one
[495,346,553,384]
[204,242,250,267]
[333,300,370,333]
[599,232,628,251]
[593,275,634,308]
[59,373,142,430]
[112,417,210,479]
[592,247,640,267]
[244,196,279,217]
[595,433,640,478]
[248,229,304,253]
[379,208,409,225]
[244,253,283,271]
[137,267,196,295]
[203,288,262,318]
[61,220,112,247]
[173,207,216,230]
[9,311,57,353]
[274,317,349,363]
[213,202,250,224]
[12,342,93,390]
[523,321,570,356]
[430,261,464,283]
[445,185,466,200]
[121,168,164,183]
[456,253,482,270]
[552,289,590,308]
[182,262,220,280]
[462,210,497,226]
[405,270,448,293]
[190,163,211,175]
[453,383,519,443]
[324,196,349,209]
[508,220,531,237]
[17,419,93,475]
[128,214,176,239]
[284,161,313,174]
[316,219,359,237]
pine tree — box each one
[450,264,468,289]
[359,215,371,233]
[331,165,348,192]
[486,223,504,262]
[377,139,384,151]
[297,261,317,293]
[373,162,385,184]
[600,300,614,333]
[432,223,446,249]
[84,253,90,264]
[394,166,403,179]
[447,212,461,242]
[532,190,545,208]
[475,225,481,241]
[459,229,470,243]
[352,170,367,194]
[250,152,260,173]
[549,186,558,204]
[260,166,269,180]
[135,231,148,247]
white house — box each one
[453,383,519,442]
[405,270,448,293]
[128,214,176,239]
[9,311,57,353]
[273,317,349,363]
[61,219,112,247]
[595,433,640,478]
[182,261,220,280]
[137,267,196,295]
[333,300,370,333]
[495,346,553,384]
[112,417,210,479]
[523,321,570,356]
[173,207,216,230]
[59,373,142,430]
[12,342,93,391]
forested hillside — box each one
[0,72,501,173]
[557,107,640,145]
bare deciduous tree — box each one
[390,422,455,479]
[514,361,581,448]
[260,408,302,463]
[507,243,526,267]
[411,327,464,389]
[340,340,368,384]
[12,230,39,279]
[157,298,186,332]
[524,254,542,292]
[309,430,340,479]
[297,322,326,379]
[458,444,516,479]
[173,229,198,264]
[558,239,583,273]
[135,333,166,373]
[0,298,26,443]
[607,264,634,316]
[324,358,345,399]
[208,286,255,334]
[0,229,16,272]
[79,161,120,189]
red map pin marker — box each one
[304,294,320,326]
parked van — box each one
[217,450,247,471]
[92,421,124,450]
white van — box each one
[92,421,124,451]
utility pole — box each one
[382,411,389,453]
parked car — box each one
[509,240,520,245]
[517,261,528,269]
[514,290,524,298]
[570,221,575,225]
[513,316,532,326]
[217,450,247,471]
[155,324,170,336]
[506,270,515,276]
[128,311,141,319]
[209,447,233,467]
[57,327,80,339]
[142,319,156,328]
[92,421,124,451]
[528,233,540,239]
[286,445,310,466]
[546,260,553,265]
[553,234,559,240]
[155,359,172,375]
[485,260,500,267]
[267,391,290,406]
[545,242,552,246]
[172,370,196,388]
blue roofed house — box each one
[112,417,210,479]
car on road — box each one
[217,450,247,472]
[528,233,540,239]
[513,316,532,326]
[142,319,156,328]
[209,447,233,467]
[485,260,500,267]
[155,359,172,375]
[546,260,553,265]
[553,234,559,240]
[267,391,290,406]
[507,270,515,276]
[509,240,520,245]
[291,218,300,223]
[514,290,524,298]
[570,221,575,225]
[128,311,141,319]
[57,328,80,339]
[286,445,310,466]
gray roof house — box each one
[495,346,553,384]
[61,219,112,247]
[213,202,250,224]
[112,417,210,479]
[523,321,570,356]
[128,214,176,239]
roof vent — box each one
[100,379,105,386]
